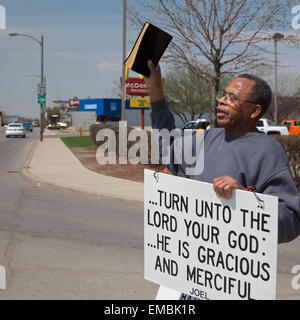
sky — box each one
[0,0,132,118]
[0,0,300,119]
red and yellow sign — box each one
[119,77,149,96]
[129,98,150,108]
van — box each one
[281,120,300,135]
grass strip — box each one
[60,136,95,148]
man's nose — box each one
[218,97,226,105]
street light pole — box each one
[40,35,44,141]
[272,33,284,124]
[9,33,45,141]
[121,0,127,121]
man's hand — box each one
[213,175,245,200]
[144,60,164,102]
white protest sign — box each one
[144,169,278,300]
[155,285,181,300]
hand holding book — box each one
[124,22,173,77]
[144,60,165,103]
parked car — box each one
[47,122,67,130]
[256,118,289,135]
[57,122,67,129]
[5,123,26,138]
[22,122,33,132]
[180,119,210,135]
[281,120,300,135]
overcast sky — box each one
[0,0,300,119]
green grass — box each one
[60,136,96,148]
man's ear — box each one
[250,104,262,119]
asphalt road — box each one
[0,127,157,299]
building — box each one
[52,100,71,124]
[52,97,197,130]
[3,115,19,124]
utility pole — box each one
[273,33,284,124]
[121,0,127,121]
[40,35,44,141]
[9,32,45,141]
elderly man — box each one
[146,60,300,243]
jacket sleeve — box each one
[150,99,205,179]
[150,99,180,175]
[260,168,300,243]
[150,99,176,132]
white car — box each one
[5,123,26,138]
[256,118,289,136]
[57,122,67,128]
[47,122,67,129]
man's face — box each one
[216,77,257,132]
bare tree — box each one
[253,67,300,121]
[128,0,298,125]
[256,70,300,98]
[111,79,122,98]
[264,96,300,122]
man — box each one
[145,60,300,243]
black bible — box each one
[124,22,173,77]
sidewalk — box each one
[23,136,144,206]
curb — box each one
[21,138,144,208]
[23,137,40,169]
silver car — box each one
[180,119,211,135]
[5,123,26,138]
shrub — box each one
[273,135,300,188]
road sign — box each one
[38,95,46,104]
[38,83,46,96]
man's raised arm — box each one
[145,60,175,132]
